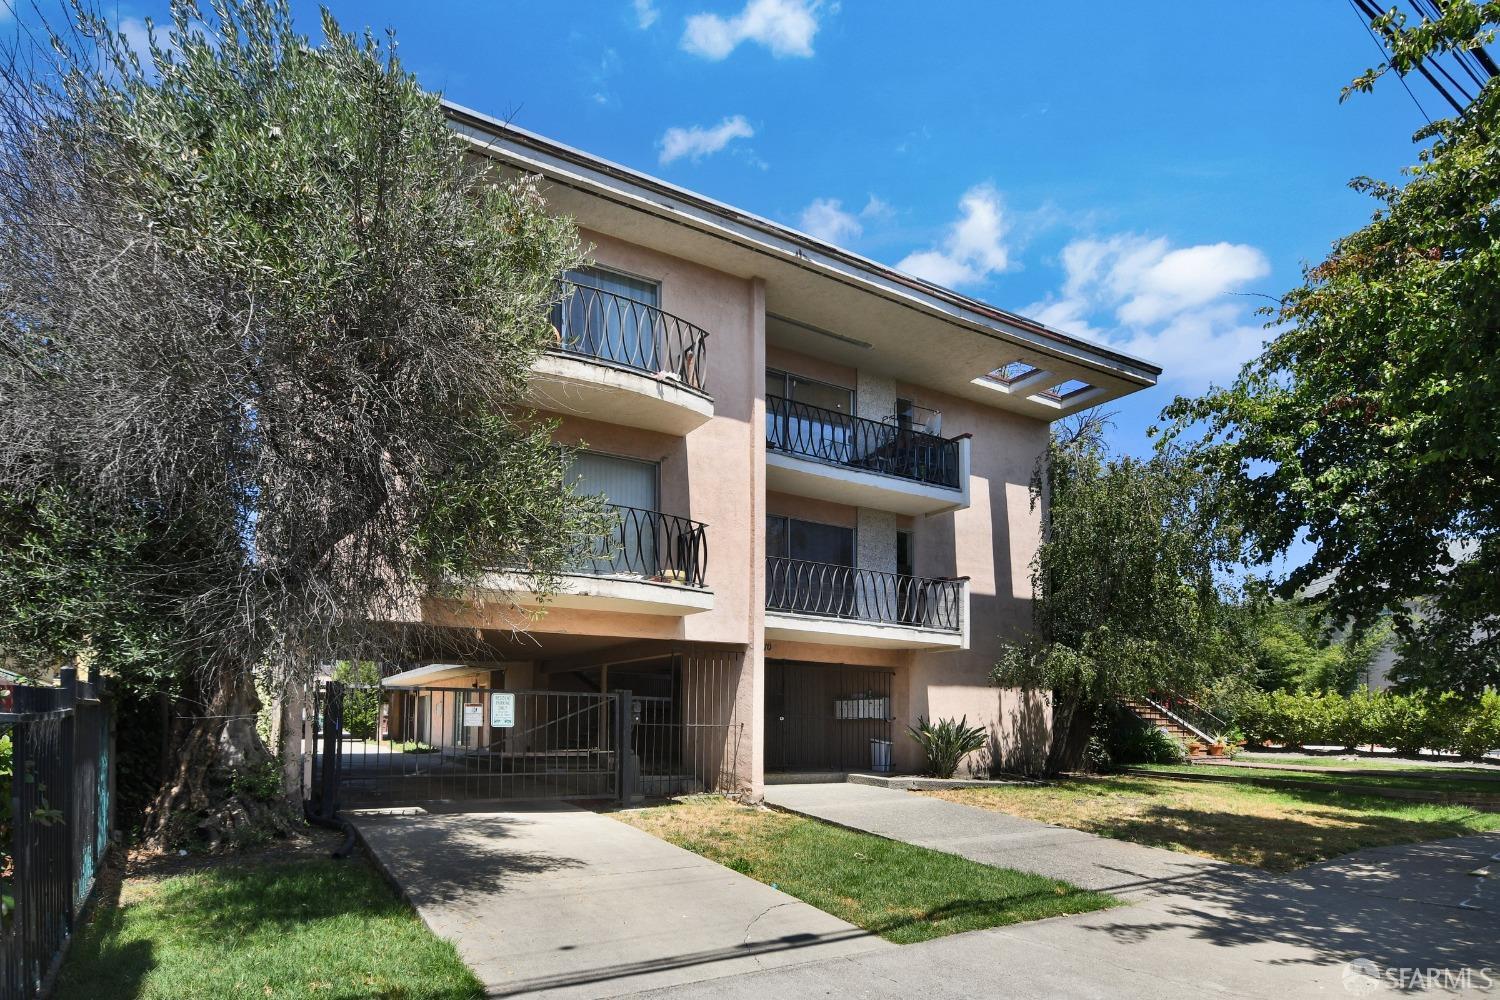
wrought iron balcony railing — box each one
[550,281,710,394]
[765,395,961,489]
[573,504,708,588]
[765,556,963,631]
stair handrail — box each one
[1139,692,1226,744]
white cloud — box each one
[860,194,893,220]
[633,0,660,28]
[682,0,820,60]
[896,184,1011,287]
[658,114,754,164]
[1027,233,1274,386]
[799,197,861,243]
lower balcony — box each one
[481,505,713,617]
[763,557,968,650]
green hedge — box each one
[1218,688,1500,760]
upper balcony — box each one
[764,396,971,515]
[763,556,968,650]
[482,504,713,616]
[524,281,714,435]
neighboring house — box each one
[368,102,1161,799]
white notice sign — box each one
[462,704,483,728]
[490,692,516,728]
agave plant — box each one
[907,715,989,778]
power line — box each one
[1350,0,1433,123]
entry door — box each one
[568,452,660,575]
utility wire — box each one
[1350,0,1433,123]
[1354,0,1468,114]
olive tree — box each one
[0,0,603,846]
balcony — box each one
[765,396,970,515]
[482,504,713,616]
[763,557,968,650]
[524,281,714,435]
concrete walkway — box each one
[352,802,888,999]
[713,782,1500,998]
[766,782,1226,897]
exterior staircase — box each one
[1120,696,1200,745]
[1119,694,1231,761]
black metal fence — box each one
[766,394,961,489]
[551,280,711,393]
[311,660,742,810]
[0,669,113,1000]
[574,504,708,588]
[765,557,964,632]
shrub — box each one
[1112,725,1188,765]
[907,716,989,778]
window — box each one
[557,265,663,371]
[567,265,660,308]
[766,515,856,615]
[568,452,660,576]
[766,515,854,566]
[765,368,853,413]
[766,368,856,462]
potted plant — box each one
[1186,738,1207,758]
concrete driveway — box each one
[351,801,888,999]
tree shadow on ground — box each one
[1076,831,1500,976]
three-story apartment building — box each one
[368,102,1161,800]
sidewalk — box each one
[713,782,1500,998]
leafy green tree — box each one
[994,414,1254,774]
[1249,599,1391,694]
[331,661,382,741]
[0,1,604,846]
[1160,9,1500,694]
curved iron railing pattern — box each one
[550,281,711,394]
[765,557,963,631]
[574,504,708,588]
[765,395,961,489]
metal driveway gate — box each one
[313,683,621,808]
[312,670,742,810]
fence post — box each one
[614,693,635,803]
[58,666,78,932]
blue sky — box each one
[281,0,1427,462]
[61,0,1427,457]
[5,0,1430,574]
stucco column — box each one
[741,276,768,798]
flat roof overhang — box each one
[445,102,1161,422]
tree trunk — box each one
[141,666,294,851]
[1044,696,1097,776]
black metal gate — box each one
[766,661,894,773]
[312,683,621,809]
[311,668,742,810]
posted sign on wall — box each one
[462,704,483,728]
[490,692,516,728]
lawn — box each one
[925,775,1500,872]
[1237,752,1500,776]
[1132,762,1500,796]
[611,795,1116,944]
[55,857,483,1000]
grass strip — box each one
[613,795,1117,944]
[55,857,483,1000]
